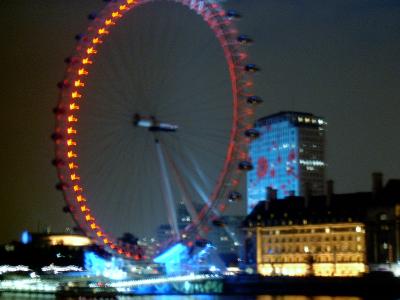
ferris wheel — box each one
[52,0,262,259]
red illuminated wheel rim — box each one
[53,0,258,258]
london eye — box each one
[52,0,261,259]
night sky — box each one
[0,0,399,244]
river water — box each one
[0,294,397,300]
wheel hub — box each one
[133,113,178,132]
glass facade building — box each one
[247,111,326,213]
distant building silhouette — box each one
[0,232,97,270]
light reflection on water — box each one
[0,293,55,300]
[255,297,362,300]
[120,297,390,300]
[0,294,369,300]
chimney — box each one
[265,187,276,211]
[372,172,383,196]
[326,180,334,207]
[266,187,277,201]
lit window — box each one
[379,214,388,221]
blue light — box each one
[84,251,127,280]
[154,243,188,264]
[21,230,31,244]
[84,252,127,280]
[154,243,189,275]
[247,119,299,212]
[84,251,106,275]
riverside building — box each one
[243,174,400,277]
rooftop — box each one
[255,111,326,128]
[243,178,400,228]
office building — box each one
[247,111,326,213]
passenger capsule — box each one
[57,81,70,89]
[73,226,83,234]
[244,64,260,72]
[53,106,66,115]
[51,133,63,141]
[63,206,71,213]
[246,95,263,105]
[64,57,80,65]
[226,9,241,19]
[212,219,225,227]
[228,191,242,202]
[51,158,65,167]
[195,239,208,248]
[238,161,253,171]
[55,182,68,191]
[88,13,97,20]
[245,128,260,139]
[237,35,253,44]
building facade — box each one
[243,174,400,276]
[253,223,366,276]
[247,111,326,213]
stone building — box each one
[243,173,400,276]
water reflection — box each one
[0,294,371,300]
[256,297,361,300]
[0,293,55,299]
